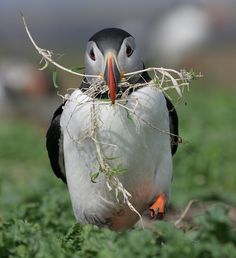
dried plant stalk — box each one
[21,13,201,225]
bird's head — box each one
[84,28,143,104]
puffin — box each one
[46,28,179,230]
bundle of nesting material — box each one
[57,68,196,222]
[22,14,201,223]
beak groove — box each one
[104,55,121,104]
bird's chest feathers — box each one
[61,86,170,216]
[62,86,169,171]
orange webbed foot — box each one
[149,193,168,219]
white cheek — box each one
[118,51,143,73]
[85,50,104,76]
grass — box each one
[0,81,236,257]
[173,83,236,206]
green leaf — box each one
[89,172,100,183]
[52,68,60,88]
[126,109,134,122]
[106,156,119,161]
[70,66,85,72]
[188,68,200,80]
[110,166,127,176]
[153,76,160,85]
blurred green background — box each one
[1,81,235,217]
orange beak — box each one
[104,55,121,104]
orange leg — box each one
[149,193,168,219]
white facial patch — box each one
[117,37,143,75]
[85,41,104,83]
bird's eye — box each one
[126,45,133,57]
[89,48,96,61]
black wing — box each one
[165,97,179,155]
[46,103,67,183]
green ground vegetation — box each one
[0,82,236,257]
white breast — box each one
[60,85,172,227]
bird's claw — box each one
[149,193,167,219]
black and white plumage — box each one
[46,28,178,230]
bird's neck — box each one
[80,66,151,100]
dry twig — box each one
[21,13,201,225]
[21,13,99,78]
[174,199,199,227]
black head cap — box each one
[88,28,133,54]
